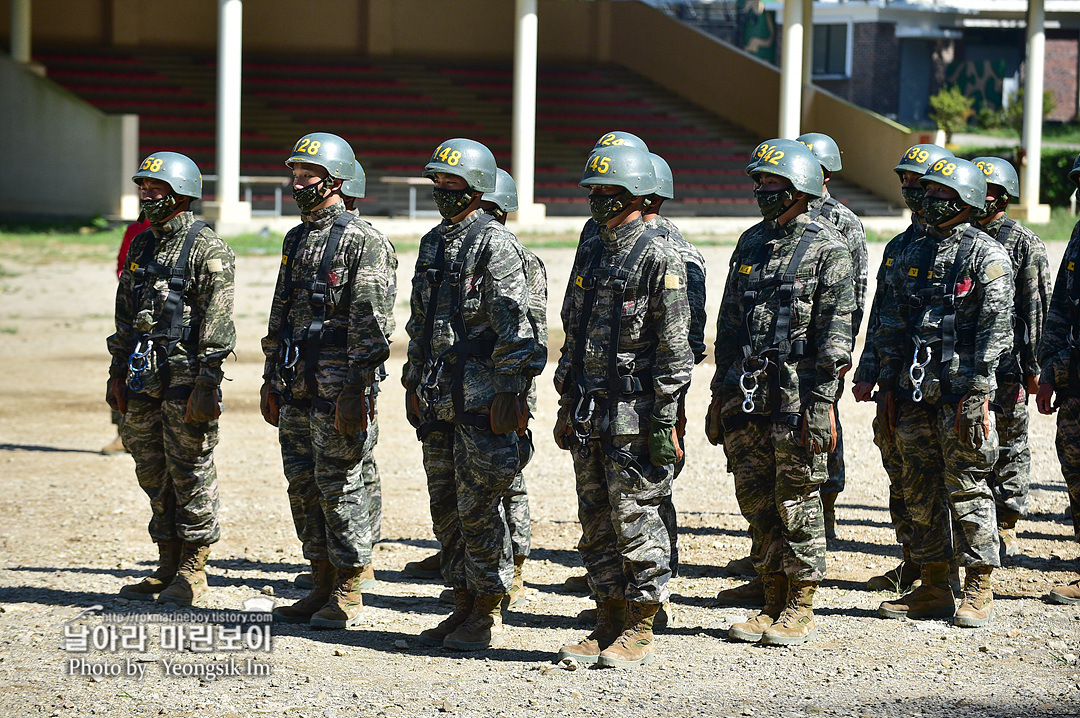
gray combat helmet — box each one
[341,159,366,199]
[919,157,987,209]
[648,153,674,199]
[580,144,658,197]
[593,131,649,153]
[285,132,356,180]
[895,144,953,177]
[1070,152,1080,188]
[423,138,497,193]
[746,139,824,197]
[971,156,1019,200]
[797,132,842,172]
[484,168,519,213]
[132,151,202,199]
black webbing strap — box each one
[938,226,980,371]
[301,211,353,397]
[811,196,839,223]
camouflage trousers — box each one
[723,416,826,582]
[355,414,382,543]
[872,412,914,547]
[504,470,531,559]
[990,381,1031,526]
[821,380,846,496]
[423,424,527,596]
[121,396,220,545]
[894,400,1000,568]
[1054,396,1080,542]
[278,402,371,569]
[573,434,673,604]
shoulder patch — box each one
[206,258,223,273]
[885,257,893,267]
[664,274,681,289]
[1069,261,1075,272]
[908,267,919,277]
[738,264,752,275]
[984,262,1006,282]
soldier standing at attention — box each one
[707,139,854,646]
[969,157,1050,560]
[854,144,954,592]
[404,140,545,651]
[261,134,397,629]
[876,158,1012,628]
[1036,154,1080,605]
[554,144,692,667]
[109,151,235,607]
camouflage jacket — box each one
[647,215,708,364]
[107,211,235,396]
[809,187,867,337]
[980,215,1050,381]
[711,213,855,419]
[261,202,397,398]
[520,241,549,412]
[403,210,545,421]
[555,218,693,434]
[1039,220,1080,391]
[852,221,923,385]
[876,221,1013,401]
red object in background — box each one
[117,218,151,278]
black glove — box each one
[801,401,836,454]
[335,384,371,436]
[554,404,573,451]
[260,382,281,427]
[649,417,683,467]
[954,393,991,449]
[185,376,221,424]
[490,392,528,435]
[705,395,724,446]
[107,376,128,414]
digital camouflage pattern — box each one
[262,202,398,569]
[984,216,1051,525]
[357,410,382,543]
[876,221,1013,568]
[555,217,692,604]
[108,211,235,546]
[712,212,854,582]
[645,215,708,363]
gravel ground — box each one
[1,238,1079,718]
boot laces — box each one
[962,572,988,606]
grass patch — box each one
[0,326,17,334]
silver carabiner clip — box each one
[739,357,769,414]
[281,342,300,371]
[909,344,933,403]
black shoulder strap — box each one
[939,225,980,367]
[147,220,207,354]
[994,218,1017,244]
[811,196,839,223]
[302,211,354,395]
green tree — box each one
[1003,88,1058,133]
[929,85,974,144]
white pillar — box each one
[779,0,804,138]
[1018,0,1051,223]
[11,0,31,63]
[511,0,545,225]
[211,0,250,230]
[801,0,813,87]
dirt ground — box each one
[1,237,1079,718]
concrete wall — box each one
[0,53,138,220]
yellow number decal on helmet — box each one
[975,160,994,176]
[761,149,785,165]
[307,140,321,155]
[754,143,775,159]
[931,160,957,176]
[588,155,612,173]
[140,156,164,172]
[295,137,310,154]
[799,140,814,151]
[447,150,462,166]
[598,133,623,147]
[906,146,930,164]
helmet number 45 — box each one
[588,155,611,173]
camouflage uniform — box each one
[981,216,1050,527]
[554,217,692,603]
[809,187,867,499]
[107,211,235,545]
[876,222,1013,568]
[404,210,545,596]
[853,221,923,548]
[262,202,397,569]
[712,213,854,582]
[1038,220,1080,540]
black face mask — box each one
[970,195,1007,223]
[293,176,331,213]
[432,187,475,219]
[588,189,634,225]
[922,195,968,228]
[754,187,796,221]
[901,186,925,214]
[141,195,179,224]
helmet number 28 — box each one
[293,138,322,155]
[140,156,165,172]
[588,155,611,173]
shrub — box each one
[929,85,974,143]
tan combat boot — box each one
[867,546,921,592]
[310,565,365,629]
[503,555,527,609]
[878,561,955,619]
[120,541,181,601]
[443,594,505,650]
[273,559,334,624]
[157,543,210,607]
[563,573,591,594]
[357,563,376,591]
[761,579,818,646]
[954,566,994,628]
[715,575,765,606]
[403,551,442,580]
[420,588,473,646]
[597,601,660,667]
[557,598,626,664]
[998,519,1020,559]
[100,434,127,455]
[729,573,788,643]
[1050,579,1080,605]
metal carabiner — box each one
[739,357,770,414]
[281,342,300,372]
[909,344,933,403]
[127,336,153,391]
[571,393,598,457]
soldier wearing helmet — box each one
[404,139,545,651]
[1037,153,1080,605]
[967,157,1051,561]
[553,142,691,668]
[107,151,235,607]
[875,157,1013,628]
[261,133,398,629]
[708,139,854,647]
